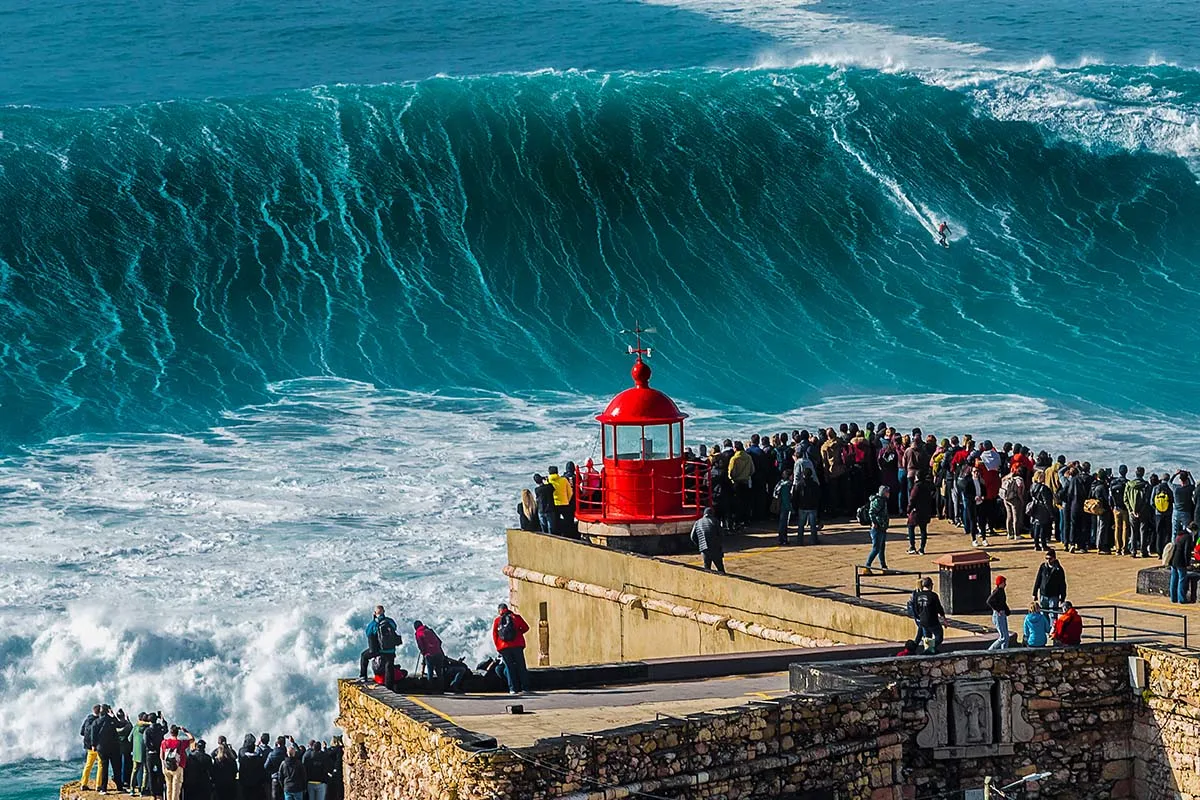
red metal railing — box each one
[575,460,711,522]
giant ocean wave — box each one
[2,65,1200,451]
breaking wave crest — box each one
[2,65,1200,451]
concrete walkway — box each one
[408,673,791,748]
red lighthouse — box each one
[575,330,709,552]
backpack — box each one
[1154,488,1171,514]
[164,748,180,773]
[856,504,871,526]
[1110,480,1126,509]
[1001,477,1020,502]
[377,617,401,650]
[497,612,518,643]
[1162,539,1176,567]
[1083,498,1104,516]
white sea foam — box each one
[1,378,1195,764]
[914,63,1200,168]
[641,0,989,68]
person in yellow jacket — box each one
[728,442,755,527]
[546,466,573,535]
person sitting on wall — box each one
[370,659,409,686]
[358,605,401,691]
[1051,601,1083,645]
[476,656,508,692]
[1023,601,1052,646]
[441,657,472,694]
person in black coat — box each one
[302,742,329,800]
[80,705,101,791]
[211,738,239,800]
[1063,468,1089,553]
[115,710,134,794]
[956,465,979,544]
[326,737,345,800]
[986,576,1012,650]
[239,734,268,800]
[277,747,308,800]
[1028,474,1056,551]
[93,705,126,792]
[264,737,289,800]
[1032,548,1068,611]
[1168,525,1193,604]
[184,740,214,800]
[790,467,821,545]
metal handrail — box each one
[1073,604,1190,649]
[1075,613,1111,643]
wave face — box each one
[3,65,1200,449]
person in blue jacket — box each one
[358,605,400,691]
[1023,601,1052,647]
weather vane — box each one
[619,321,657,359]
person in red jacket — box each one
[492,603,531,695]
[978,460,1003,539]
[1052,601,1083,646]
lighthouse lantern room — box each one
[575,330,709,528]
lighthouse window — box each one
[641,424,671,460]
[615,425,643,460]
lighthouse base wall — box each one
[505,529,976,667]
[577,518,695,554]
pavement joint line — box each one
[406,694,458,726]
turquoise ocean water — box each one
[2,0,1199,794]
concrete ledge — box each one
[788,640,1138,695]
[507,528,985,666]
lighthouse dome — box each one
[596,359,687,425]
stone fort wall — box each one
[335,643,1200,800]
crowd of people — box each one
[356,603,533,697]
[513,423,1200,620]
[672,426,1199,584]
[898,561,1083,655]
[78,705,343,800]
[75,602,537,799]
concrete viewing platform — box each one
[383,639,993,749]
[665,515,1198,645]
[337,642,1200,800]
[392,672,791,748]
